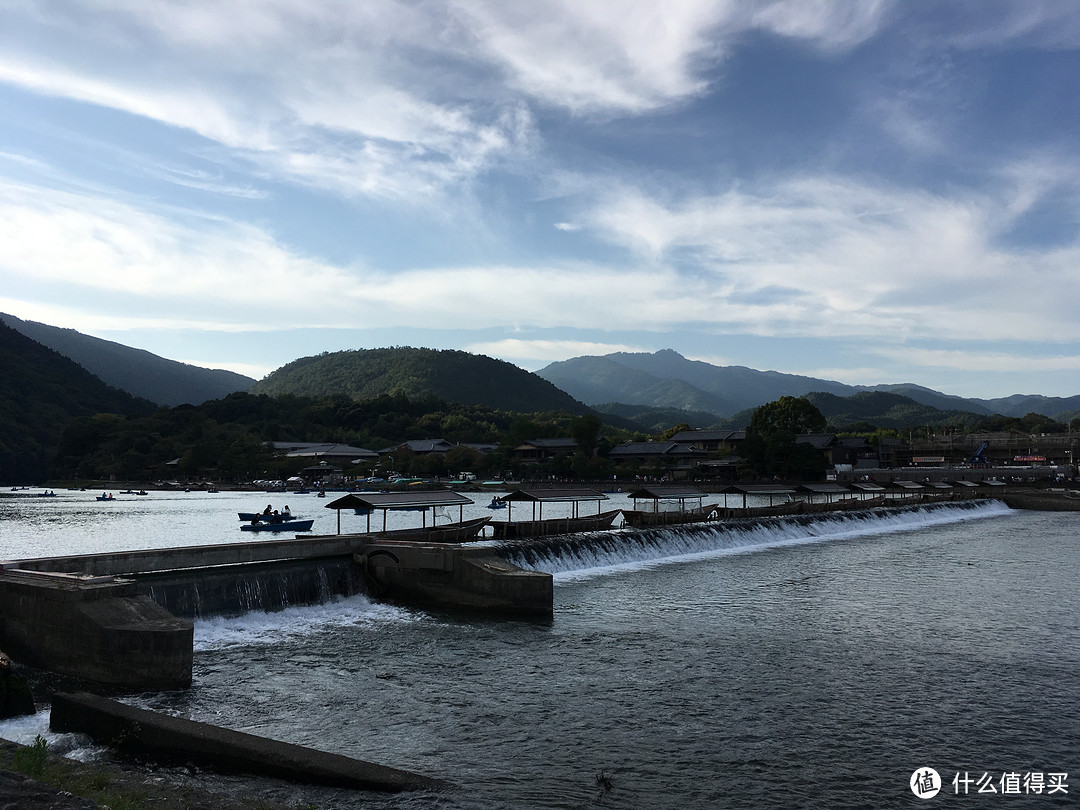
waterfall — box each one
[494,499,1012,578]
[142,558,367,619]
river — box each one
[0,489,1077,808]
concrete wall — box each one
[359,542,553,617]
[1,536,554,688]
[0,571,192,690]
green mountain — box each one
[538,349,856,417]
[803,390,983,430]
[251,347,592,414]
[538,349,1078,422]
[0,320,155,484]
[0,313,255,407]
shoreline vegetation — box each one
[0,738,300,810]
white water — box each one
[497,500,1014,581]
[192,593,423,651]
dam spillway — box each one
[0,533,553,690]
[0,496,1033,690]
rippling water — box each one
[1,492,1078,808]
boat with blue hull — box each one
[240,519,314,533]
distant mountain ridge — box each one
[537,349,1079,422]
[251,347,592,414]
[0,313,255,407]
[0,319,154,483]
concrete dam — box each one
[0,533,553,690]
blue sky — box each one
[1,1,1079,399]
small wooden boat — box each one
[490,509,621,540]
[240,519,314,533]
[621,503,720,528]
[368,516,492,543]
[238,512,296,522]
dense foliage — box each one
[0,321,155,484]
[742,397,829,480]
[250,347,591,415]
[48,391,622,483]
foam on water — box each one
[0,709,105,762]
[497,500,1013,582]
[192,592,424,651]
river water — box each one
[0,489,1077,808]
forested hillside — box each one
[252,348,591,414]
[0,321,155,483]
[0,313,254,406]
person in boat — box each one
[282,505,291,517]
[263,504,273,517]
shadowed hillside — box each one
[0,320,155,483]
[1,313,254,406]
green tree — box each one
[744,396,828,480]
[570,414,603,458]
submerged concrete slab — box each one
[50,692,447,793]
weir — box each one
[492,499,1012,575]
[0,498,1020,690]
[0,533,553,689]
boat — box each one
[240,519,315,533]
[96,494,115,501]
[485,498,506,510]
[490,509,621,540]
[621,503,720,528]
[367,516,492,543]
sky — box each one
[1,1,1079,400]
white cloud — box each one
[749,0,891,51]
[0,2,534,203]
[579,172,1080,343]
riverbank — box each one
[0,738,300,810]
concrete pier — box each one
[51,691,446,792]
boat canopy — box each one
[325,492,473,511]
[718,483,798,508]
[795,483,852,502]
[324,491,474,534]
[890,480,925,490]
[498,488,608,520]
[849,482,886,492]
[625,485,706,513]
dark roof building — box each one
[513,438,579,463]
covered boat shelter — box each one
[498,488,609,521]
[719,484,798,508]
[848,481,887,500]
[324,491,473,534]
[625,485,707,514]
[950,479,981,489]
[795,483,852,504]
[889,480,925,497]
